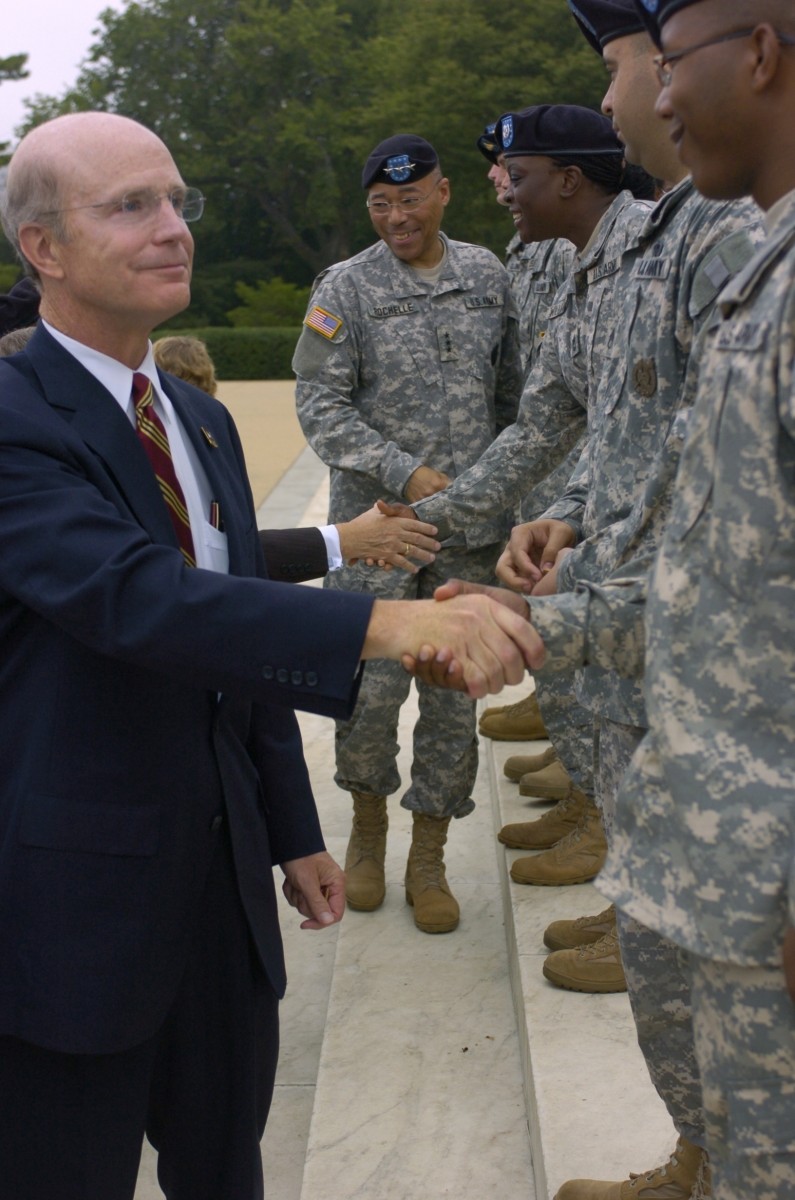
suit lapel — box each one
[25,327,180,550]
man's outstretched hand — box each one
[394,578,543,692]
[337,501,440,572]
[363,585,544,700]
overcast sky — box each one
[3,0,127,146]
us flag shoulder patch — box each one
[305,305,344,339]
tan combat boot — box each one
[504,745,558,781]
[554,1136,710,1199]
[344,791,388,911]
[478,690,548,741]
[405,813,459,933]
[543,929,627,993]
[544,903,617,951]
[519,758,574,800]
[499,786,591,850]
[510,800,607,886]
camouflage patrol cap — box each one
[495,104,623,159]
[476,123,501,166]
[362,134,439,189]
[568,0,647,55]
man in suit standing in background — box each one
[0,111,542,1200]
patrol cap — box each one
[568,0,647,55]
[496,104,623,159]
[362,134,439,189]
[476,123,501,166]
[633,0,703,48]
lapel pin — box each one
[200,426,218,448]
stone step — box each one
[296,693,536,1200]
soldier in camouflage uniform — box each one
[424,106,654,863]
[411,6,763,1192]
[293,134,524,934]
[474,120,581,750]
[594,0,795,1197]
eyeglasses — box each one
[366,177,444,216]
[39,187,205,225]
[654,26,795,87]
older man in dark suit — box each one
[0,112,542,1200]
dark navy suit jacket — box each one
[0,326,373,1056]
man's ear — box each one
[18,223,67,282]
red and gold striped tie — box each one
[132,372,196,567]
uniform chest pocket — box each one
[598,288,643,418]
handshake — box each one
[364,578,544,700]
[355,506,572,698]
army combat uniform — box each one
[520,181,762,1170]
[594,190,795,1200]
[416,189,651,799]
[293,233,523,817]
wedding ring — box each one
[404,542,411,556]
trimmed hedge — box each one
[152,326,301,380]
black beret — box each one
[569,0,647,55]
[362,134,439,189]
[495,104,623,159]
[633,0,702,47]
[476,123,501,166]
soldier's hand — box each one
[496,519,576,593]
[400,644,466,690]
[403,465,452,504]
[529,547,573,597]
[432,576,531,618]
[401,579,531,689]
[337,504,440,573]
[783,926,795,1003]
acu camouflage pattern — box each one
[504,234,576,372]
[600,193,795,970]
[294,231,522,813]
[327,541,500,817]
[294,233,523,549]
[618,911,795,1200]
[530,182,763,727]
[503,232,584,524]
[413,189,653,538]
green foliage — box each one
[0,54,29,84]
[0,264,22,291]
[153,326,301,379]
[6,0,609,302]
[227,277,311,327]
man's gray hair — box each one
[1,154,68,281]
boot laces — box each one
[572,904,615,931]
[411,824,447,887]
[626,1141,696,1196]
[577,930,619,960]
[351,804,386,857]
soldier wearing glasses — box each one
[294,134,523,934]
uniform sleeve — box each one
[413,325,587,540]
[293,280,425,498]
[539,441,590,535]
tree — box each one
[8,0,608,322]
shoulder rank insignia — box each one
[304,305,344,340]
